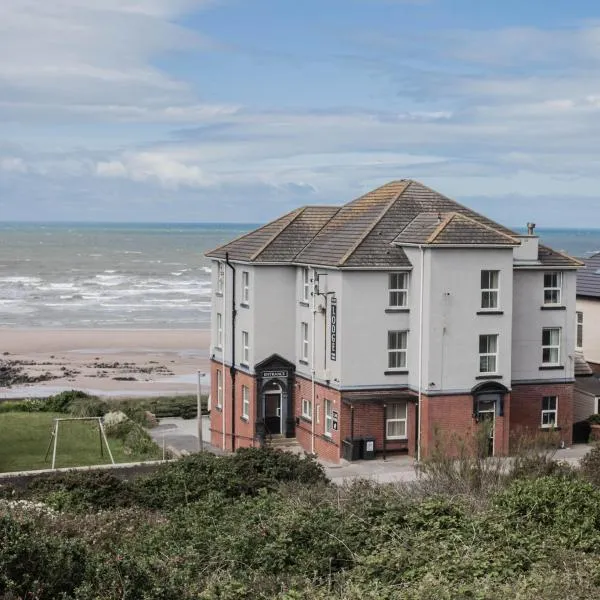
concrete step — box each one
[266,437,305,455]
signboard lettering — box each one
[330,297,337,361]
[262,370,288,378]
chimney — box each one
[527,222,536,235]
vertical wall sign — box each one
[330,296,337,361]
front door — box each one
[264,393,281,435]
[477,400,495,457]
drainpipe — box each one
[417,245,425,462]
[311,267,316,455]
[221,261,227,451]
[225,252,237,451]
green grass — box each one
[0,412,161,473]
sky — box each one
[1,0,600,226]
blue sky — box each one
[1,0,600,226]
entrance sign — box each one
[330,297,337,361]
[262,370,288,378]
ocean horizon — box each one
[1,222,599,329]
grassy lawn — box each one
[0,412,161,473]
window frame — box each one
[242,385,249,419]
[301,397,312,420]
[216,369,223,408]
[542,327,561,366]
[479,334,499,374]
[300,321,309,361]
[302,267,310,302]
[387,330,408,370]
[324,399,333,437]
[242,330,249,365]
[543,272,562,305]
[386,402,408,440]
[481,270,500,310]
[388,272,408,308]
[541,396,558,428]
[217,262,225,294]
[216,312,223,348]
[577,311,583,350]
[241,271,250,305]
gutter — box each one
[417,245,425,462]
[225,252,237,451]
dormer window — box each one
[543,272,562,305]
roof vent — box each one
[527,222,536,235]
[437,212,442,224]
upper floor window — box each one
[389,273,408,307]
[300,322,309,362]
[302,268,310,302]
[542,327,561,365]
[481,270,499,309]
[217,262,225,294]
[216,312,223,348]
[541,396,557,428]
[302,397,312,420]
[242,271,250,304]
[242,331,250,365]
[388,331,408,370]
[577,311,583,349]
[242,385,250,419]
[216,369,223,408]
[324,399,333,437]
[543,272,562,305]
[386,402,408,439]
[479,334,498,373]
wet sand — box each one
[0,328,210,399]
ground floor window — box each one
[242,385,249,418]
[217,369,223,408]
[302,397,312,420]
[324,399,333,436]
[541,396,558,428]
[386,402,407,439]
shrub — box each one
[46,390,93,413]
[0,398,47,413]
[589,413,600,425]
[68,397,109,417]
[579,444,600,487]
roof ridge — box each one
[250,206,307,260]
[427,212,456,244]
[292,206,344,263]
[205,207,303,258]
[337,181,409,266]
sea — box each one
[0,223,599,329]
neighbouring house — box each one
[206,180,582,462]
[573,252,600,440]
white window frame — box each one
[542,327,561,366]
[300,322,309,361]
[577,311,583,350]
[481,270,499,310]
[302,267,310,302]
[388,273,408,308]
[324,399,333,437]
[217,262,225,294]
[216,369,223,408]
[386,402,408,440]
[242,385,249,419]
[242,271,250,305]
[216,312,223,348]
[301,397,312,420]
[242,330,249,365]
[543,272,562,305]
[387,331,408,370]
[479,334,499,374]
[541,396,558,428]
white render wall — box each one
[577,297,600,365]
[512,270,577,382]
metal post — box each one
[197,370,204,452]
[51,419,59,470]
[98,419,115,465]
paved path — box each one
[148,417,594,483]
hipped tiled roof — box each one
[206,180,581,269]
[577,252,600,298]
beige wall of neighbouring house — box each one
[573,388,599,422]
[577,297,600,366]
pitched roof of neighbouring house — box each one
[577,252,600,298]
[206,180,581,268]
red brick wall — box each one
[209,360,257,451]
[294,375,341,463]
[510,382,574,447]
[421,393,510,458]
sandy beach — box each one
[0,328,211,399]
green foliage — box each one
[588,413,600,424]
[580,443,600,487]
[68,396,109,417]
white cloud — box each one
[0,157,28,173]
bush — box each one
[46,390,93,413]
[68,397,109,417]
[589,414,600,425]
[580,444,600,487]
[0,398,47,413]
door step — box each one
[266,436,305,455]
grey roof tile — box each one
[577,252,600,298]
